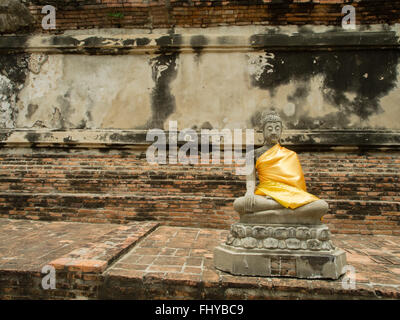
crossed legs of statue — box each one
[233,195,329,224]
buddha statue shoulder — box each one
[233,111,329,225]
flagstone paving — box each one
[104,226,400,299]
[0,218,399,299]
[0,218,158,272]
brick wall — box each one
[0,270,101,300]
[0,148,398,235]
[25,0,400,32]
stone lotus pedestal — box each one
[214,222,347,279]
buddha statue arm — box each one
[243,160,257,212]
[245,165,256,195]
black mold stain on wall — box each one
[55,91,74,129]
[26,103,38,119]
[250,49,399,129]
[136,37,151,46]
[144,52,179,129]
[135,34,182,130]
[190,35,208,62]
[0,54,29,86]
[24,132,40,143]
[0,53,30,128]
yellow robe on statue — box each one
[255,143,319,209]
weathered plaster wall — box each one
[1,25,400,136]
[7,49,400,131]
[16,54,155,130]
[169,49,400,131]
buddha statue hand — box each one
[243,191,256,213]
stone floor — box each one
[0,218,399,299]
[0,218,158,272]
[104,226,400,299]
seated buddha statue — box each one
[233,110,328,225]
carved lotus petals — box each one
[226,234,234,245]
[231,225,238,237]
[242,237,257,249]
[236,225,246,238]
[227,224,336,252]
[245,226,253,237]
[296,227,311,240]
[252,226,269,239]
[288,227,296,238]
[286,238,301,250]
[274,227,288,239]
[307,239,322,250]
[263,238,278,249]
[310,228,317,239]
[317,228,330,241]
[233,238,242,247]
[278,240,286,249]
[321,241,332,251]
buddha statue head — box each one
[260,110,282,145]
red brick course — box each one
[25,0,400,32]
[0,148,398,235]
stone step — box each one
[0,151,398,235]
[0,192,238,229]
[0,193,398,233]
[0,177,397,201]
[0,164,399,172]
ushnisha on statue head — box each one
[260,110,282,145]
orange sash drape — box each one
[255,144,319,209]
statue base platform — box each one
[214,223,347,279]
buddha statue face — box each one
[261,111,282,145]
[263,121,282,145]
